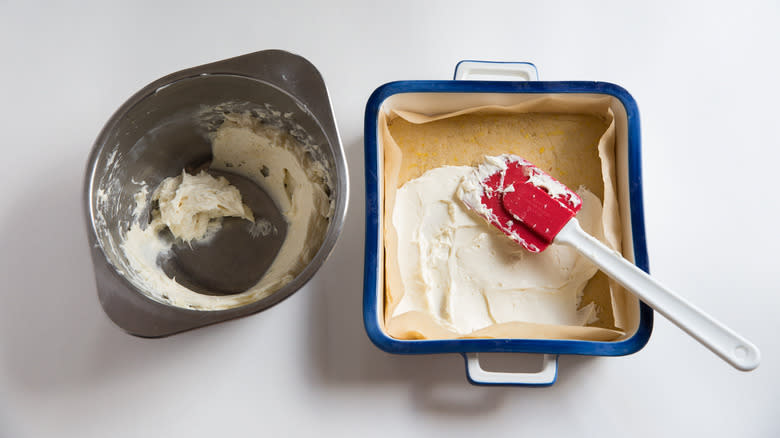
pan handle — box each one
[454,60,539,81]
[462,353,558,386]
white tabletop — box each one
[1,1,778,436]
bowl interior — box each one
[89,74,339,307]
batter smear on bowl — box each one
[119,110,333,310]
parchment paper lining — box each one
[381,95,633,341]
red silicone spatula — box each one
[459,155,760,371]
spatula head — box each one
[458,155,582,252]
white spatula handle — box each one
[555,218,760,371]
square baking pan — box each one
[363,61,652,386]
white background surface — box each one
[1,1,778,436]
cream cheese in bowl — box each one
[119,112,333,310]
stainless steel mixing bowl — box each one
[84,50,348,337]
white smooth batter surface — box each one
[2,3,777,437]
[392,165,599,334]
